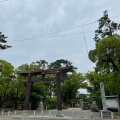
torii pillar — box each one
[21,74,32,116]
[24,74,32,110]
[56,72,63,117]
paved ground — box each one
[0,109,119,120]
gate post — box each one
[56,72,63,117]
[24,74,32,110]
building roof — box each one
[105,95,118,98]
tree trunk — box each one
[14,97,18,110]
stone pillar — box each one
[100,82,107,110]
[80,99,83,109]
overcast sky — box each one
[0,0,120,73]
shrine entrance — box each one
[18,66,72,117]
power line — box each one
[10,31,94,43]
[11,22,97,43]
[82,26,89,55]
[111,14,120,19]
[0,0,7,2]
[9,14,120,43]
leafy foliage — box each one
[0,32,11,50]
[0,60,19,108]
[48,59,76,72]
[61,72,87,106]
[88,11,120,108]
[94,10,120,42]
[36,60,48,69]
[89,35,120,72]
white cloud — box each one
[0,0,120,73]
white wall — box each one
[106,98,118,109]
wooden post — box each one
[56,72,63,117]
[56,72,62,110]
[24,74,32,110]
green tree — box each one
[0,32,11,50]
[89,11,120,73]
[89,11,120,72]
[48,59,76,71]
[89,35,120,73]
[94,10,120,42]
[7,78,25,109]
[0,60,14,108]
[0,60,26,109]
[88,11,120,110]
[85,71,111,108]
[17,63,40,71]
[76,93,89,101]
[36,60,48,69]
[61,72,86,106]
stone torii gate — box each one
[18,66,72,117]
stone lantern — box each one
[37,96,44,111]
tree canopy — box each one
[87,11,120,108]
[89,35,120,72]
[0,32,11,50]
[61,72,87,106]
[89,11,120,73]
[94,10,120,42]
